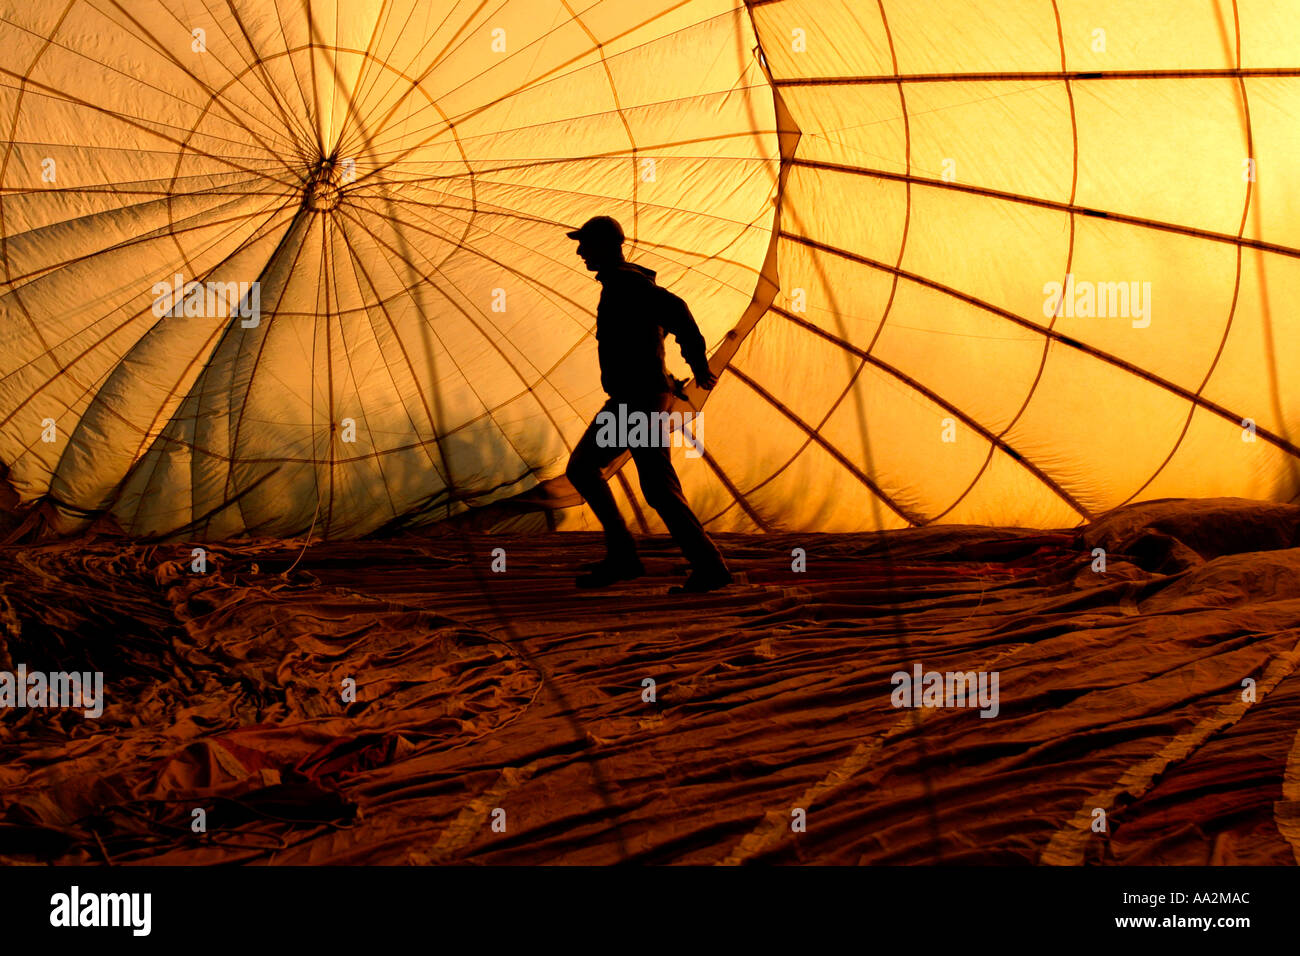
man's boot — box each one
[668,562,732,594]
[575,553,646,588]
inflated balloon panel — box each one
[2,0,1298,540]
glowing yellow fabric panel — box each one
[1,0,1296,538]
[719,0,1300,532]
[0,0,778,537]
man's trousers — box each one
[565,392,726,572]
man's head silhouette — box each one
[568,215,624,273]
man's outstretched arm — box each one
[657,287,718,389]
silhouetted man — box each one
[565,216,732,593]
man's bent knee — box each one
[567,455,597,489]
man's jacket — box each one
[593,261,710,400]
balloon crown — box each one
[306,159,343,212]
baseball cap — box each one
[566,215,624,245]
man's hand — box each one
[695,368,718,390]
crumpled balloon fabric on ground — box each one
[1,498,1299,864]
